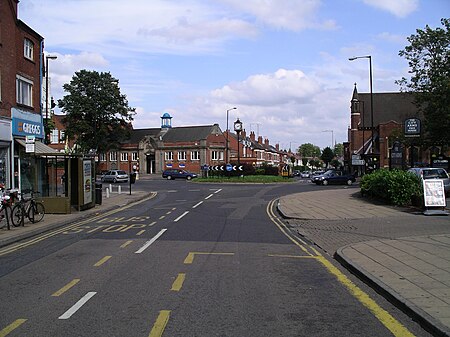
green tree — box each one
[397,18,450,145]
[321,147,335,168]
[302,158,308,167]
[59,70,135,155]
[297,143,321,158]
[333,143,344,157]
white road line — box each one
[135,229,167,254]
[188,189,200,192]
[58,292,97,320]
[192,201,203,209]
[204,194,214,200]
[174,211,189,222]
[214,189,222,194]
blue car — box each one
[312,169,356,186]
[162,169,197,180]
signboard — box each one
[404,118,421,137]
[12,118,44,138]
[25,135,35,153]
[390,141,403,169]
[83,160,92,204]
[423,180,446,208]
[351,154,365,166]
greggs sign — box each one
[13,118,44,138]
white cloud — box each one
[362,0,419,18]
[221,0,338,31]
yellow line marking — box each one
[52,279,80,297]
[137,230,146,236]
[120,240,133,248]
[184,252,234,264]
[316,256,415,337]
[148,310,171,337]
[94,256,112,267]
[268,254,318,259]
[171,273,186,291]
[0,192,157,257]
[267,199,415,337]
[0,319,27,337]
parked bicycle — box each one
[0,188,14,230]
[11,189,45,227]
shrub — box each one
[360,169,422,206]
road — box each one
[0,179,433,336]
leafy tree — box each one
[331,159,341,169]
[59,70,135,155]
[298,143,321,158]
[397,18,450,145]
[302,158,308,166]
[321,147,335,168]
[333,143,344,157]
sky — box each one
[19,0,449,150]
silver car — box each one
[408,167,450,195]
[101,170,129,183]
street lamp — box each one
[234,118,243,167]
[226,107,237,163]
[322,130,334,149]
[349,55,374,156]
[45,55,57,144]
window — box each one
[132,152,138,161]
[99,153,106,162]
[178,151,186,161]
[120,152,128,161]
[59,130,65,143]
[165,151,173,161]
[24,39,34,60]
[191,151,200,161]
[50,129,59,144]
[16,75,33,106]
[109,151,117,161]
[211,150,223,161]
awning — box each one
[15,139,62,156]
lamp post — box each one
[226,107,237,163]
[45,55,57,144]
[349,55,374,156]
[234,118,243,167]
[322,130,334,149]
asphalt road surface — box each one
[0,179,434,336]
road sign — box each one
[226,164,233,172]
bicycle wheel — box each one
[11,204,24,227]
[28,202,45,223]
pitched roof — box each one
[162,125,220,142]
[129,128,161,143]
[357,92,421,128]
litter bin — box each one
[130,173,136,184]
[95,182,102,205]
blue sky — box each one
[20,0,449,150]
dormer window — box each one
[24,38,34,61]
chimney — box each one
[264,138,269,146]
[258,136,263,144]
[241,130,246,139]
[250,131,256,141]
[276,143,279,151]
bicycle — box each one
[11,189,45,227]
[0,189,14,230]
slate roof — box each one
[356,91,421,128]
[162,125,220,142]
[129,128,161,143]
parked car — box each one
[101,170,129,183]
[408,167,450,195]
[162,169,198,180]
[293,170,301,177]
[300,171,311,178]
[312,169,356,186]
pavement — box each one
[1,176,449,336]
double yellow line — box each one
[267,199,415,337]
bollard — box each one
[106,187,110,198]
[109,184,113,192]
[118,185,122,194]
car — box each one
[162,169,198,180]
[408,167,450,195]
[101,170,129,183]
[293,170,301,177]
[300,171,311,178]
[312,169,356,186]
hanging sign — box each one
[404,118,421,137]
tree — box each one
[333,143,344,157]
[59,70,136,155]
[297,143,321,158]
[397,18,450,145]
[321,147,334,168]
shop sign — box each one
[423,180,446,208]
[12,118,44,138]
[404,118,421,137]
[25,135,35,153]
